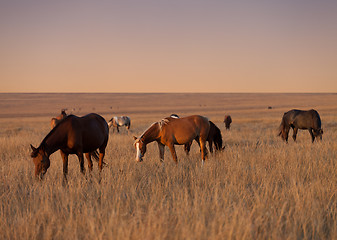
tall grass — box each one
[1,93,337,239]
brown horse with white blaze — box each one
[133,115,210,164]
[30,113,109,179]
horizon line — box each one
[0,91,336,94]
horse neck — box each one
[141,122,160,144]
[41,127,65,156]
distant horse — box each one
[108,116,131,133]
[224,115,232,130]
[30,113,109,179]
[184,120,223,154]
[50,109,67,129]
[133,115,210,164]
[278,109,323,143]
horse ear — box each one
[30,144,37,151]
[133,136,138,140]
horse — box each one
[108,116,131,133]
[133,115,210,164]
[278,109,323,143]
[170,114,223,154]
[224,115,232,130]
[184,120,223,154]
[50,109,67,129]
[30,113,109,179]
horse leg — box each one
[76,152,85,174]
[117,126,119,133]
[60,150,69,180]
[157,142,165,162]
[98,149,106,171]
[167,144,178,164]
[284,127,290,143]
[199,138,208,164]
[184,142,192,155]
[309,129,315,143]
[292,128,298,142]
[85,152,93,172]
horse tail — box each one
[91,150,107,166]
[127,118,131,129]
[278,115,286,136]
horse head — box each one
[30,144,50,179]
[313,128,323,140]
[107,118,113,128]
[133,136,146,162]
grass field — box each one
[0,93,336,239]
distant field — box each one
[0,93,336,239]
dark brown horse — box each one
[133,115,210,164]
[50,109,67,129]
[30,113,109,179]
[184,120,223,154]
[278,109,323,143]
[224,115,232,130]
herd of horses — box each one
[30,108,323,179]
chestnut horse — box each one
[278,109,323,143]
[133,115,210,164]
[169,114,223,154]
[184,120,223,154]
[30,113,109,179]
[50,109,67,129]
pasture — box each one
[0,93,337,239]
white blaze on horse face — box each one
[136,142,143,162]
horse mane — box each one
[159,118,171,129]
[140,122,160,139]
[40,115,74,148]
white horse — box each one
[108,116,131,133]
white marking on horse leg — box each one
[202,159,205,166]
[136,142,142,162]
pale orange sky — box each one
[1,0,337,92]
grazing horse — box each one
[184,120,223,154]
[133,115,210,164]
[278,109,323,143]
[169,114,223,153]
[108,116,131,133]
[224,115,232,130]
[30,113,109,179]
[50,109,67,129]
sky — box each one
[1,0,337,93]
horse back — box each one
[63,113,109,152]
[284,109,321,130]
[161,115,210,144]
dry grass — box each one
[0,93,337,240]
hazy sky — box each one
[1,0,337,93]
